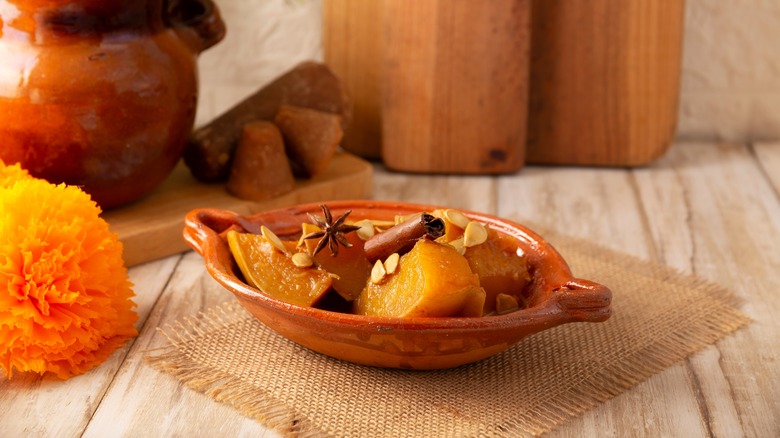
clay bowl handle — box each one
[166,0,226,52]
[183,208,269,291]
[183,208,240,255]
[491,278,611,340]
[555,279,612,323]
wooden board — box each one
[526,0,685,166]
[104,152,373,267]
[322,0,384,160]
[379,0,530,174]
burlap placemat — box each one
[145,228,750,437]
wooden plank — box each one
[497,166,654,257]
[0,255,181,437]
[83,252,272,437]
[322,0,384,160]
[380,0,530,174]
[633,143,780,438]
[104,152,373,267]
[494,156,708,437]
[526,0,684,166]
[754,142,780,195]
[371,165,498,213]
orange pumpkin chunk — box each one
[301,223,372,301]
[354,239,486,318]
[464,227,530,314]
[227,230,332,307]
[432,208,468,242]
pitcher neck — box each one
[1,0,169,38]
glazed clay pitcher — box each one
[0,0,225,208]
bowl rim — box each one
[183,200,611,332]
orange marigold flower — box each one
[0,160,32,188]
[0,178,138,379]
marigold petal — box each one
[0,160,32,189]
[0,177,138,379]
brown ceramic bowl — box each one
[183,200,611,369]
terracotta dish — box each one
[183,200,612,369]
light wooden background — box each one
[196,0,780,143]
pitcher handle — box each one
[166,0,226,53]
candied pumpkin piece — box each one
[300,222,372,302]
[464,227,531,314]
[354,239,486,318]
[274,104,343,178]
[227,230,332,307]
[432,208,469,242]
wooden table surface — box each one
[2,142,778,437]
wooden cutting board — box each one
[104,152,373,267]
[380,0,530,174]
[323,0,383,160]
[323,0,531,174]
[526,0,685,166]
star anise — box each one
[302,204,361,256]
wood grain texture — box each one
[3,142,778,437]
[82,252,272,437]
[380,0,531,174]
[0,255,180,438]
[104,152,373,267]
[373,143,780,436]
[193,0,780,147]
[634,143,780,438]
[527,0,685,166]
[754,142,780,195]
[322,0,383,160]
[495,156,705,437]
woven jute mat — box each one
[145,228,750,437]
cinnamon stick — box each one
[364,213,445,262]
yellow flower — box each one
[0,177,138,379]
[0,160,32,188]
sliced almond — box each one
[394,214,412,225]
[261,225,288,254]
[496,293,520,314]
[444,209,470,229]
[384,253,400,275]
[463,221,488,248]
[370,259,386,284]
[355,219,376,240]
[369,219,395,229]
[448,237,466,255]
[291,252,314,268]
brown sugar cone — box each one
[184,61,352,182]
[274,104,344,178]
[225,121,295,201]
